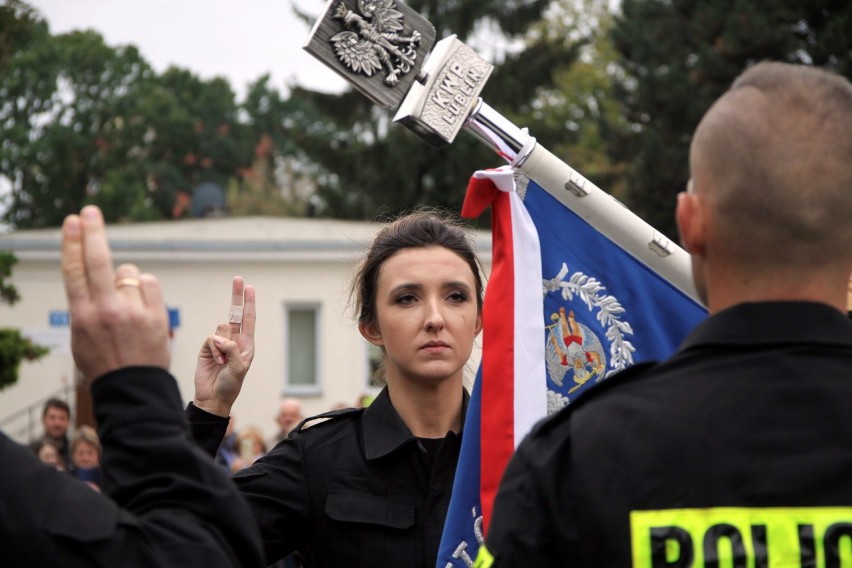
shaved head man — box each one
[680,62,852,312]
[482,62,852,567]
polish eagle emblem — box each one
[330,0,422,87]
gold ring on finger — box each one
[116,277,141,289]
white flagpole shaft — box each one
[466,99,703,305]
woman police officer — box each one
[189,210,484,567]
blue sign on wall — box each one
[168,307,180,329]
[49,310,69,327]
[49,308,180,329]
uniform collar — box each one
[362,386,469,461]
[680,301,852,351]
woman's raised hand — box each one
[193,276,257,417]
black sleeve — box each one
[187,395,314,564]
[228,431,312,563]
[485,432,565,566]
[0,367,265,568]
[186,400,231,457]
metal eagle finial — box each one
[330,0,421,87]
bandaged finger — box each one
[228,305,244,324]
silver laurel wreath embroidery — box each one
[543,263,636,374]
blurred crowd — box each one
[32,393,377,485]
[30,399,102,491]
[215,394,376,474]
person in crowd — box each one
[29,398,71,465]
[230,425,268,473]
[68,424,103,490]
[215,414,240,471]
[188,210,484,567]
[271,397,304,446]
[478,62,852,566]
[0,205,264,567]
[847,273,851,318]
[34,440,64,470]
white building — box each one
[0,216,492,444]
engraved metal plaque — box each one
[393,36,493,147]
[303,0,437,109]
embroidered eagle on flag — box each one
[330,0,421,86]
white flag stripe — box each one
[509,188,547,447]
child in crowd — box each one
[69,425,102,491]
[230,426,267,473]
[35,440,65,470]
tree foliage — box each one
[0,328,49,391]
[0,251,20,305]
[513,0,631,200]
[0,2,50,389]
[0,251,48,391]
[612,0,852,238]
[0,4,255,227]
[231,74,320,216]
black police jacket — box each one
[486,302,852,567]
[189,386,468,568]
[0,367,264,568]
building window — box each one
[285,304,320,394]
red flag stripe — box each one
[479,178,516,534]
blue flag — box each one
[437,168,707,567]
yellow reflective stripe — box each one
[631,506,852,568]
[473,544,495,568]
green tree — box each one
[511,0,631,200]
[122,67,253,219]
[0,4,50,388]
[0,252,49,391]
[1,25,154,227]
[229,74,317,216]
[1,2,255,227]
[612,0,852,239]
[0,1,59,226]
[0,252,20,305]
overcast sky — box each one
[28,0,348,99]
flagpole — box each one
[304,12,702,304]
[465,99,701,303]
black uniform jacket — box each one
[0,367,264,568]
[189,386,468,567]
[486,302,852,566]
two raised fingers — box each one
[62,206,164,315]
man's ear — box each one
[676,190,706,257]
[358,320,384,347]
